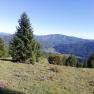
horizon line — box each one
[0,32,93,40]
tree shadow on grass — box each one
[0,58,18,62]
[0,88,25,94]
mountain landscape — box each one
[1,0,94,94]
[0,33,94,59]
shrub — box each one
[48,54,83,68]
[48,55,62,65]
[48,54,68,65]
[61,55,68,65]
[38,57,47,64]
[76,62,83,68]
[65,55,79,67]
[30,54,36,65]
[0,38,9,58]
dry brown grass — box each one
[0,61,94,94]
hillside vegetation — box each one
[0,61,94,94]
[1,33,94,59]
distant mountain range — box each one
[0,32,94,59]
[0,32,12,43]
[54,42,94,59]
[36,34,92,48]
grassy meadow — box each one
[0,60,94,94]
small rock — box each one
[0,80,8,88]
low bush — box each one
[48,54,84,68]
[48,54,68,65]
[48,55,62,65]
[38,57,47,64]
[65,55,79,67]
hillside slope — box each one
[0,61,94,94]
[36,34,90,48]
[0,33,12,43]
[54,42,94,58]
[0,33,94,58]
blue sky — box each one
[0,0,94,39]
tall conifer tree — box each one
[10,13,41,63]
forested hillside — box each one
[0,33,94,59]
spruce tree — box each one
[87,54,94,68]
[10,13,41,63]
